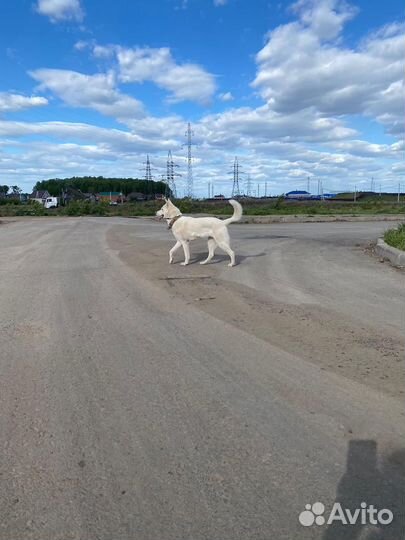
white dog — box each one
[156,198,243,266]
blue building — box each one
[285,190,311,199]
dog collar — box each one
[167,215,182,229]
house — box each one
[285,190,311,200]
[126,192,146,202]
[97,191,124,203]
[61,186,87,205]
[30,190,51,204]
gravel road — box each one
[1,217,404,540]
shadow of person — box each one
[323,440,405,540]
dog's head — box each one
[156,198,181,220]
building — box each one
[97,191,124,203]
[126,192,146,202]
[30,190,51,204]
[285,190,311,200]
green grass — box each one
[384,224,405,251]
[1,197,404,218]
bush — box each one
[60,201,108,216]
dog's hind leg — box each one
[217,240,236,267]
[200,238,217,265]
[169,240,181,264]
[180,241,191,266]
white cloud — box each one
[29,69,145,120]
[35,0,84,22]
[218,91,234,102]
[116,46,216,105]
[0,115,402,196]
[0,93,48,113]
[74,43,217,105]
[252,0,404,135]
[292,0,357,40]
[214,0,228,6]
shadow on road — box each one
[323,440,405,540]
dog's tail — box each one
[223,199,243,225]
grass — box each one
[1,197,404,218]
[384,224,405,251]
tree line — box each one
[34,176,170,197]
[0,185,22,196]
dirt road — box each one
[1,217,404,540]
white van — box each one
[44,197,58,209]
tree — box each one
[0,185,9,196]
[11,185,22,195]
[34,176,170,198]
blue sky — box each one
[0,0,403,196]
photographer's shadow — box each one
[323,440,405,540]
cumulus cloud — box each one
[84,45,216,105]
[29,69,145,120]
[218,91,234,102]
[252,0,404,135]
[0,93,48,113]
[74,42,216,104]
[35,0,84,22]
[291,0,357,40]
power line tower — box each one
[245,174,253,197]
[166,150,180,198]
[184,123,195,198]
[228,156,243,198]
[144,154,153,182]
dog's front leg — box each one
[169,240,181,264]
[180,241,190,266]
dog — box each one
[156,198,243,266]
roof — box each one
[30,190,50,198]
[98,191,123,196]
[286,190,310,195]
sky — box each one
[0,0,404,197]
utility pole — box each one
[265,181,268,197]
[307,176,310,193]
[354,185,357,202]
[257,183,260,198]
